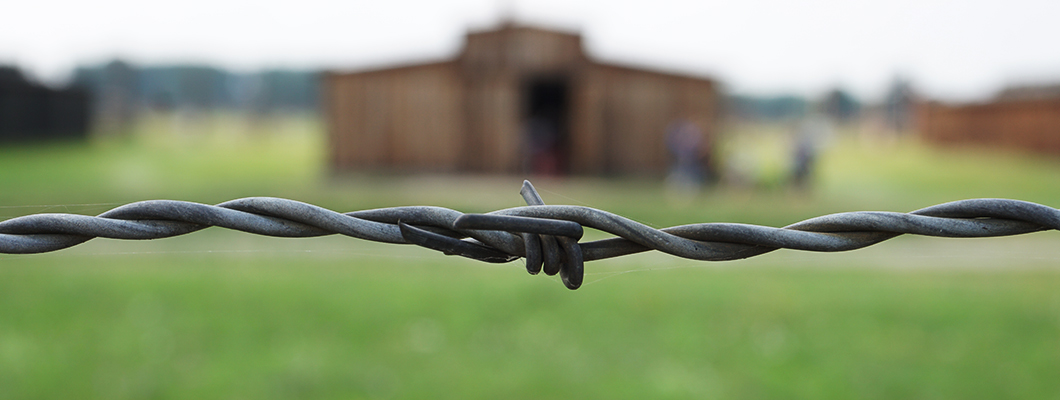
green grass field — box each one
[2,115,1060,399]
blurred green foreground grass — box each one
[2,115,1060,399]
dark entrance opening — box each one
[522,77,569,176]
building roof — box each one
[328,23,715,83]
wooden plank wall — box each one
[920,99,1060,154]
[325,62,465,172]
[573,65,717,175]
[462,76,520,172]
[461,26,586,77]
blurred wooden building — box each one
[0,66,90,143]
[919,84,1060,154]
[324,23,718,175]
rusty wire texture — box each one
[2,180,1059,289]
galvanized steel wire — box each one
[2,180,1058,290]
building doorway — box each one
[522,77,569,176]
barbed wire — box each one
[2,180,1058,290]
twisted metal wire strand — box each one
[2,180,1058,290]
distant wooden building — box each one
[0,66,90,143]
[324,24,718,175]
[919,85,1060,155]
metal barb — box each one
[2,181,1059,290]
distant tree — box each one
[821,88,860,122]
[885,76,916,132]
[249,70,320,114]
[728,94,808,121]
[70,60,321,123]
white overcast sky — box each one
[2,0,1058,102]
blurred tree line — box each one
[725,78,916,132]
[727,89,861,123]
[71,60,320,134]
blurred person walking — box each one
[665,118,706,190]
[790,113,833,190]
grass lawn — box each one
[2,115,1060,399]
